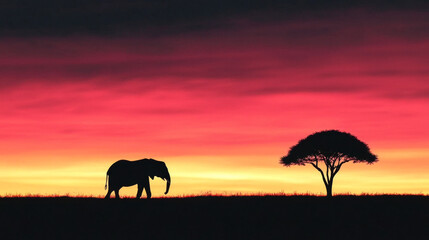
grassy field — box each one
[0,195,427,240]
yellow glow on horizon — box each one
[1,150,428,197]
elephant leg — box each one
[105,189,113,199]
[136,184,144,199]
[145,181,152,199]
[114,188,121,199]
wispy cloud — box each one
[1,9,428,98]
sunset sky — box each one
[1,0,428,197]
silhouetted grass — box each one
[0,195,427,239]
[2,192,426,199]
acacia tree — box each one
[280,130,377,197]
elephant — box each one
[105,158,171,199]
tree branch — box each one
[323,156,331,181]
[333,159,351,177]
[314,155,319,168]
[310,162,328,188]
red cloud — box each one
[0,9,428,162]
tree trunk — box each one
[326,182,333,198]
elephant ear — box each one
[149,175,154,180]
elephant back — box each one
[107,160,134,175]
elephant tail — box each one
[105,174,108,190]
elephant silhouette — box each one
[105,158,171,199]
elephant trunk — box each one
[165,173,171,194]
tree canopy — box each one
[280,130,377,197]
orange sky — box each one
[1,5,428,197]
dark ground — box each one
[0,195,428,240]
